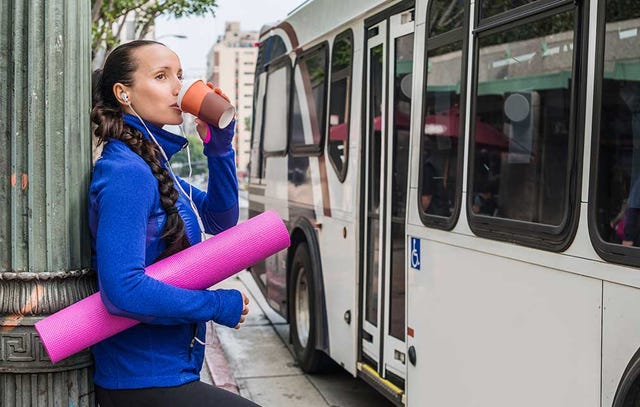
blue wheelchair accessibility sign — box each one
[410,237,420,270]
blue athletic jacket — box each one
[88,114,242,389]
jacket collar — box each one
[123,114,187,160]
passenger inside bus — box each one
[472,178,498,216]
[622,178,640,246]
[472,148,499,216]
[421,154,451,216]
[598,80,640,246]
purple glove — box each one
[202,119,236,156]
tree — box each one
[170,133,207,178]
[92,0,218,65]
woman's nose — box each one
[173,78,182,95]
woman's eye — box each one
[156,73,166,80]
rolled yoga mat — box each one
[35,210,290,364]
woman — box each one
[90,40,258,406]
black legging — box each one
[95,381,260,407]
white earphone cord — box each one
[128,105,207,242]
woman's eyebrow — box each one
[150,66,171,71]
[149,66,183,74]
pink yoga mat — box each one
[35,210,290,364]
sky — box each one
[154,0,304,78]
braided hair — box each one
[91,40,190,260]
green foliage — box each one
[170,133,207,177]
[607,0,640,22]
[428,0,464,37]
[479,10,575,48]
[331,34,353,74]
[92,0,218,64]
[481,0,536,19]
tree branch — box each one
[91,0,104,23]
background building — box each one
[206,22,259,186]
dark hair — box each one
[91,40,190,260]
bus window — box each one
[592,1,640,259]
[469,6,577,246]
[263,59,290,153]
[327,30,353,181]
[255,36,286,75]
[290,44,328,154]
[419,0,468,228]
[428,0,464,37]
[481,0,539,20]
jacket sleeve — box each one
[176,148,239,235]
[94,163,242,327]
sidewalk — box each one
[201,271,393,407]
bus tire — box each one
[289,242,331,373]
[614,350,640,407]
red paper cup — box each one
[177,79,236,129]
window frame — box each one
[288,42,330,156]
[262,54,292,157]
[467,0,587,251]
[326,29,354,183]
[417,0,470,230]
[587,0,640,266]
[477,0,569,27]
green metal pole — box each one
[0,0,95,405]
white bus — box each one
[246,0,640,405]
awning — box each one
[477,71,572,96]
[605,60,640,81]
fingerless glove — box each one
[203,119,236,156]
[209,288,244,328]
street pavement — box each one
[201,270,394,407]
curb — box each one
[204,321,239,394]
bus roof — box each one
[260,0,396,48]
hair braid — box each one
[91,40,190,261]
[118,128,191,260]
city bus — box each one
[246,0,640,405]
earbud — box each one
[121,92,129,104]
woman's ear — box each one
[113,83,130,105]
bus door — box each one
[362,9,414,390]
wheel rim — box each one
[295,266,310,348]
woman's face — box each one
[122,44,184,127]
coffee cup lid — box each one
[177,78,201,108]
[218,107,236,129]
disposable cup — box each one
[177,79,235,129]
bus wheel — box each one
[290,243,330,373]
[617,378,640,407]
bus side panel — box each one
[263,155,290,222]
[263,155,290,313]
[406,240,601,406]
[317,219,358,374]
[313,28,363,375]
[602,283,640,407]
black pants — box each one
[95,381,260,407]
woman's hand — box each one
[235,291,250,329]
[194,84,235,155]
[210,84,230,103]
[195,118,210,142]
[195,86,231,141]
